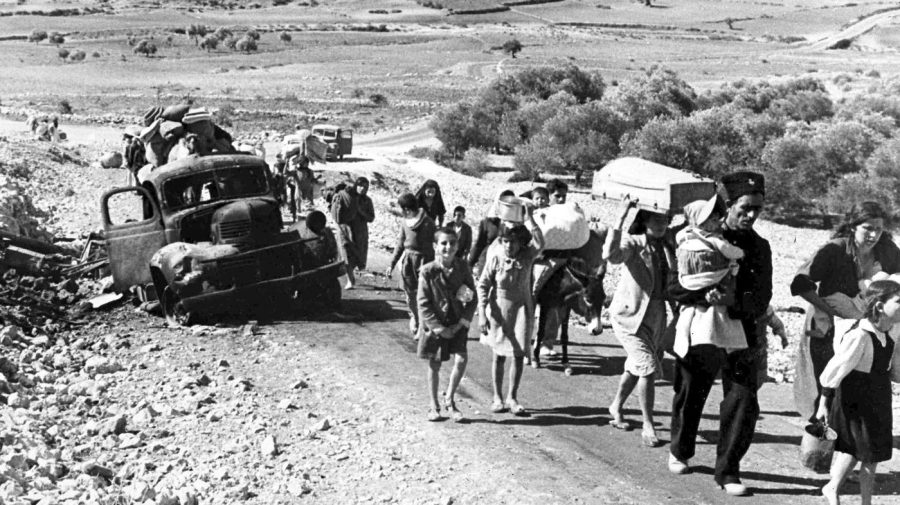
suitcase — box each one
[592,157,715,213]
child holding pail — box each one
[477,196,544,415]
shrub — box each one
[200,35,219,51]
[133,39,157,57]
[235,36,257,53]
[58,48,69,61]
[459,148,491,176]
[48,32,64,45]
[68,50,85,61]
[223,36,238,50]
[246,29,261,41]
[27,29,47,43]
[213,27,233,40]
[188,24,208,44]
[369,93,388,107]
[58,99,72,114]
[214,104,236,127]
[279,31,292,43]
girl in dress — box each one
[477,206,544,415]
[816,280,900,505]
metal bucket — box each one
[496,196,525,223]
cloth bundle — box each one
[137,105,237,168]
[534,203,590,251]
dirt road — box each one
[806,7,900,51]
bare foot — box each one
[822,483,839,505]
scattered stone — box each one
[286,478,312,496]
[261,435,278,457]
[291,379,309,390]
[7,392,29,409]
[123,480,155,502]
[84,356,123,375]
[314,419,331,432]
[0,326,22,346]
[81,462,114,479]
[197,373,212,387]
[100,415,127,436]
[217,359,230,368]
[132,406,159,427]
[277,399,296,410]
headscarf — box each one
[415,179,446,220]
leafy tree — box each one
[223,36,238,50]
[133,39,158,57]
[48,32,64,45]
[246,29,261,41]
[621,105,750,180]
[200,35,219,52]
[369,93,388,107]
[501,38,522,58]
[187,24,208,44]
[606,66,697,130]
[57,48,70,61]
[27,30,47,44]
[431,101,494,157]
[492,65,605,104]
[279,31,292,44]
[213,27,233,40]
[235,36,257,53]
[498,92,578,149]
[68,50,85,62]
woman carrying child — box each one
[603,200,675,447]
[816,280,900,505]
[417,227,478,422]
[791,201,900,423]
[477,201,544,415]
[387,193,436,336]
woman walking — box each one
[791,201,900,422]
[416,179,447,228]
[603,200,674,447]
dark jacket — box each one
[417,258,477,336]
[390,210,436,270]
[451,221,473,260]
[790,236,900,298]
[468,217,500,268]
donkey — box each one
[533,225,610,372]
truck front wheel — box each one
[162,287,197,326]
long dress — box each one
[355,193,375,270]
[830,328,894,463]
[477,244,540,358]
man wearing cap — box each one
[667,171,772,497]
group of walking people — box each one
[380,170,899,503]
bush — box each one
[68,50,85,62]
[369,93,388,107]
[188,24,208,44]
[48,32,64,45]
[459,148,491,176]
[200,35,219,51]
[58,99,72,114]
[213,27,233,40]
[58,48,69,60]
[133,39,157,57]
[279,31,292,43]
[246,29,261,41]
[235,37,257,53]
[27,29,47,43]
[501,38,522,58]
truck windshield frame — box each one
[162,165,270,210]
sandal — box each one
[609,420,633,431]
[490,400,507,413]
[444,398,464,422]
[505,399,526,416]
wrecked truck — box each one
[101,154,344,325]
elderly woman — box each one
[791,201,900,423]
[603,200,675,447]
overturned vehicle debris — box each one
[101,154,343,325]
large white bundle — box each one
[534,203,590,251]
[99,152,123,169]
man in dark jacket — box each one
[667,171,772,496]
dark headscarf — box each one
[415,179,446,221]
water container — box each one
[496,196,525,223]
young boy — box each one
[450,206,472,261]
[387,193,436,336]
[531,187,550,209]
[417,227,477,421]
[546,178,569,206]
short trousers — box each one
[417,326,468,362]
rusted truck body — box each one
[101,154,343,325]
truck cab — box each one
[101,154,343,325]
[311,124,352,160]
